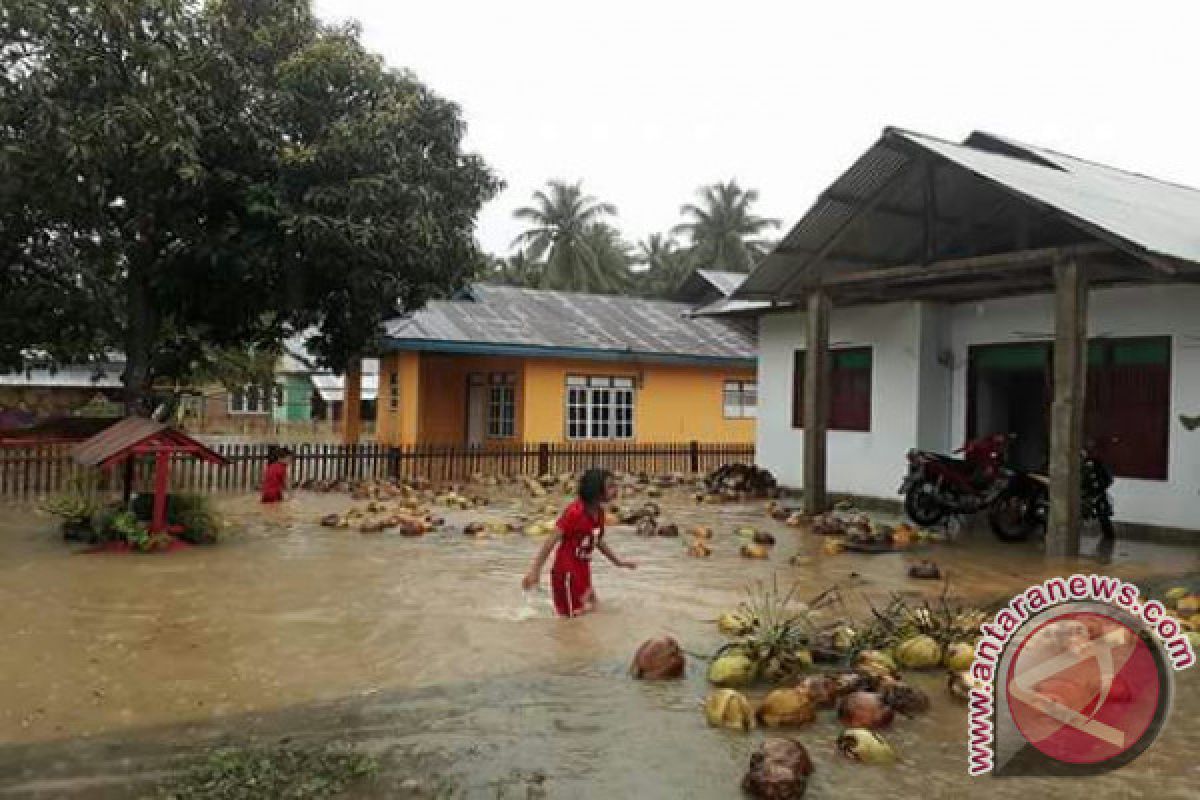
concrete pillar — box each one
[1046,257,1088,557]
[803,290,831,515]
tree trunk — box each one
[123,269,156,417]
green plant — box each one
[173,494,223,545]
[715,576,826,684]
[158,745,377,800]
[40,471,104,524]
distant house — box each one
[0,360,125,432]
[374,275,757,447]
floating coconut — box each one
[1164,587,1189,607]
[657,523,680,538]
[757,688,816,728]
[943,642,975,671]
[705,688,755,731]
[753,531,777,546]
[740,543,770,559]
[462,522,485,536]
[630,636,685,680]
[635,517,658,537]
[794,674,839,709]
[688,525,714,540]
[895,634,943,669]
[686,539,713,557]
[319,514,340,527]
[717,611,756,636]
[947,671,973,703]
[837,691,894,729]
[907,560,941,580]
[708,652,756,687]
[1176,595,1200,615]
[879,677,931,715]
[853,650,898,684]
[734,525,758,538]
[837,728,897,765]
[742,738,813,800]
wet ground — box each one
[0,484,1197,798]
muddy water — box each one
[0,488,1197,798]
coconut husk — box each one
[630,636,685,680]
[741,738,813,800]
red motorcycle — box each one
[899,433,1014,527]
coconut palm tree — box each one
[672,180,781,272]
[511,180,629,293]
[486,250,543,288]
[636,233,694,297]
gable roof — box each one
[674,269,748,306]
[737,127,1200,301]
[74,417,228,468]
[383,284,755,365]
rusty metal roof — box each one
[736,127,1200,302]
[383,284,756,364]
[74,417,229,468]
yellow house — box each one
[374,275,757,447]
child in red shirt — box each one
[521,468,636,616]
[261,446,292,504]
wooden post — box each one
[803,290,831,515]
[342,360,363,445]
[150,450,171,534]
[1046,257,1088,557]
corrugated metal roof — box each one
[383,285,756,363]
[695,270,747,296]
[0,364,124,389]
[73,417,228,467]
[897,129,1200,265]
[736,127,1200,301]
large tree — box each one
[0,0,499,412]
[511,180,630,293]
[672,180,780,272]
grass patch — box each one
[158,745,377,799]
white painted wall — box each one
[756,284,1200,531]
[757,302,925,498]
[946,285,1200,530]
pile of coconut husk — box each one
[690,579,988,789]
[318,498,443,535]
[697,463,778,504]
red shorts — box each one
[550,567,592,617]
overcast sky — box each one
[315,0,1200,259]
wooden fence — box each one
[0,441,755,500]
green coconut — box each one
[895,634,943,670]
[1177,595,1200,616]
[943,642,975,672]
[1165,587,1189,607]
[717,611,756,636]
[708,653,756,687]
[837,728,898,765]
[704,688,755,731]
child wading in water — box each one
[261,446,292,504]
[522,468,636,617]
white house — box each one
[723,128,1200,538]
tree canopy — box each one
[0,0,499,410]
[673,180,780,273]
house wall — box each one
[755,284,1200,531]
[272,376,313,423]
[0,387,122,420]
[757,302,926,497]
[378,352,757,446]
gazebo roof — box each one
[735,127,1200,305]
[73,417,228,469]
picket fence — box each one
[0,440,754,500]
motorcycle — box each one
[987,440,1116,542]
[899,432,1014,527]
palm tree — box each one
[485,250,543,288]
[672,180,781,272]
[636,233,694,297]
[511,180,628,293]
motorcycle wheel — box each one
[988,489,1041,542]
[904,483,945,526]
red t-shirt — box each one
[552,499,604,574]
[261,461,287,502]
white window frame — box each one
[487,373,516,438]
[723,379,757,419]
[228,384,272,415]
[566,375,635,440]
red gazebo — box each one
[74,417,228,534]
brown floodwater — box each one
[0,486,1197,798]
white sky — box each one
[315,0,1200,259]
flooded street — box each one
[1,485,1198,798]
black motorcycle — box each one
[987,443,1116,542]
